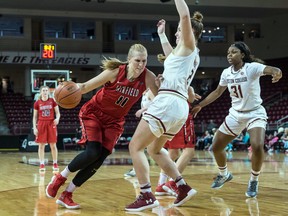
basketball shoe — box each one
[162,180,178,196]
[155,183,170,196]
[125,192,159,212]
[173,184,197,207]
[211,172,233,189]
[53,163,59,172]
[56,191,80,209]
[245,180,258,198]
[46,174,67,198]
[124,168,136,178]
[39,164,45,172]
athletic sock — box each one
[175,176,186,187]
[158,172,168,185]
[66,182,77,193]
[250,170,260,181]
[60,166,71,178]
[140,183,152,193]
[218,165,228,176]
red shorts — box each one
[78,102,125,153]
[35,120,57,143]
[164,115,195,149]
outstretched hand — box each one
[191,105,202,118]
[155,74,164,88]
[195,93,202,101]
[157,19,166,35]
[271,70,282,83]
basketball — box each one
[54,81,82,109]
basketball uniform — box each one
[141,90,153,109]
[218,62,268,136]
[164,104,196,149]
[143,49,200,139]
[78,64,147,152]
[34,98,58,143]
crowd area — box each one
[195,125,288,154]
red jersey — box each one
[34,98,57,121]
[92,64,147,118]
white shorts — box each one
[142,93,188,140]
[218,105,267,136]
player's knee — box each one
[128,140,143,154]
[146,145,160,156]
[250,142,263,153]
[85,141,102,160]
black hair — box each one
[231,41,264,64]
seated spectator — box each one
[281,128,288,151]
[207,128,218,151]
[229,129,250,151]
[242,130,250,145]
[211,128,217,139]
[266,127,284,152]
[203,130,213,150]
[207,119,217,133]
[196,130,212,150]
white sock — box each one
[66,182,77,193]
[175,176,186,187]
[60,166,71,178]
[250,170,260,181]
[158,173,168,185]
[140,183,151,193]
[218,165,228,176]
[53,160,57,164]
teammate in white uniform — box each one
[154,16,201,197]
[124,88,154,178]
[126,0,203,212]
[191,41,282,198]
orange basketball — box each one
[54,81,82,109]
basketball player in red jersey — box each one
[33,86,60,172]
[46,44,159,209]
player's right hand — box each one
[191,105,202,118]
[157,19,166,35]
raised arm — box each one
[174,0,195,51]
[157,19,173,56]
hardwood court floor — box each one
[0,150,287,216]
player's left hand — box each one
[195,93,202,101]
[272,70,282,83]
[155,74,164,88]
[191,104,202,118]
[53,119,59,125]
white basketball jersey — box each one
[160,48,200,99]
[219,62,266,111]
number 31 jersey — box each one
[219,62,266,112]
